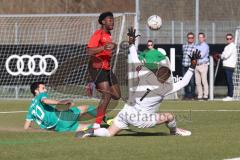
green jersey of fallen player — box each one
[139,49,166,70]
[26,92,59,129]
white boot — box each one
[222,96,233,101]
[175,128,192,136]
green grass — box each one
[0,100,240,160]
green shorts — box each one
[54,107,81,132]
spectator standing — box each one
[195,33,209,100]
[182,32,196,100]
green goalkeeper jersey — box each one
[26,92,59,129]
[139,49,166,70]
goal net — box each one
[0,14,135,99]
[233,27,240,100]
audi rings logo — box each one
[5,55,58,76]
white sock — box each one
[93,123,100,129]
[94,128,111,137]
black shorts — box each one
[89,68,118,86]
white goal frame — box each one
[233,27,240,100]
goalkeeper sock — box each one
[86,105,97,117]
[93,128,111,137]
[166,118,177,134]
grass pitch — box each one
[0,100,240,160]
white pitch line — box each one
[0,111,27,114]
[161,109,240,112]
[224,157,240,160]
[1,109,240,114]
[107,109,240,112]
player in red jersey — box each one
[87,12,121,128]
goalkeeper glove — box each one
[127,27,140,45]
[188,49,201,69]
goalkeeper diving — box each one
[76,27,201,138]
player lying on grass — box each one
[24,82,99,132]
[76,27,201,138]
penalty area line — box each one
[1,110,240,114]
[107,109,240,112]
[0,111,27,114]
[161,109,240,112]
[224,157,240,160]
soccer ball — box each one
[147,15,162,30]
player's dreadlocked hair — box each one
[30,81,45,96]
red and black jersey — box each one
[87,29,113,70]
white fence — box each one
[139,21,240,44]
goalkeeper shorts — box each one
[114,104,158,129]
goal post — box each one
[0,13,136,99]
[233,27,240,100]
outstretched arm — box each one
[165,49,201,96]
[165,68,194,96]
[128,27,141,64]
[42,98,73,106]
[129,45,141,64]
[42,99,74,111]
[24,121,51,132]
